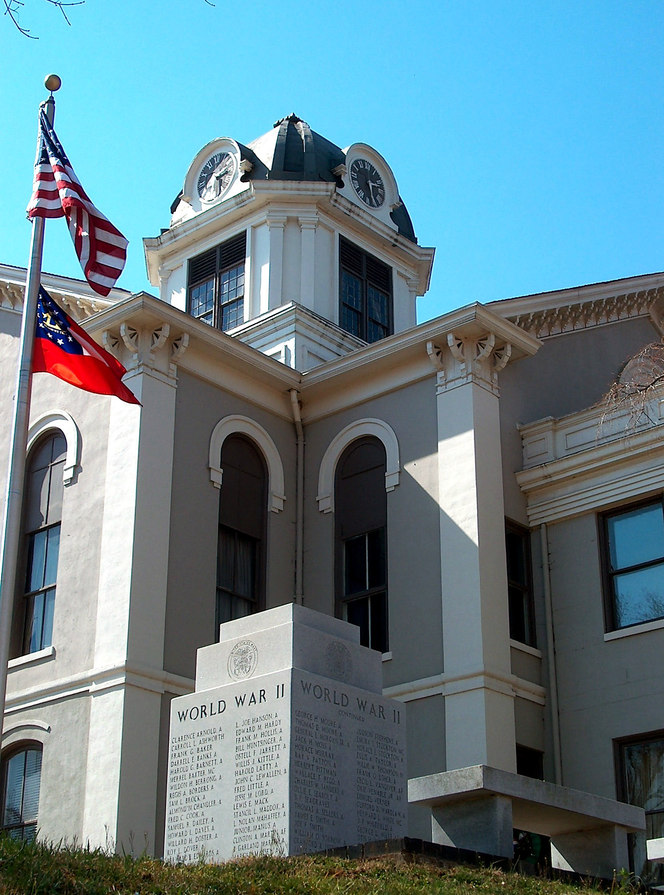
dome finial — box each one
[273,112,305,128]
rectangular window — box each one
[23,525,59,654]
[342,528,388,653]
[1,747,42,842]
[602,500,664,630]
[17,434,65,658]
[339,237,392,344]
[506,521,536,647]
[216,526,259,627]
[619,735,664,886]
[188,232,246,333]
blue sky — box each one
[1,0,662,322]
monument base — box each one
[164,605,407,862]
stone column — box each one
[428,334,516,773]
[81,320,188,855]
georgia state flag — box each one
[32,287,140,405]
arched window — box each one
[16,433,66,656]
[0,745,42,841]
[216,435,267,631]
[335,437,388,653]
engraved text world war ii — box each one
[164,605,407,861]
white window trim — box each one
[509,639,543,659]
[317,418,400,513]
[28,410,80,485]
[604,616,664,641]
[1,719,51,751]
[8,645,55,670]
[209,415,285,513]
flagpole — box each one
[0,76,61,731]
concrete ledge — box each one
[647,837,664,863]
[409,765,645,837]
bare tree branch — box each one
[6,0,213,36]
[601,342,664,431]
[44,0,84,27]
[3,0,36,38]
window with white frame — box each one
[188,232,246,332]
[339,237,392,344]
[335,437,388,653]
[1,745,42,841]
[216,435,266,631]
[506,521,536,647]
[16,433,66,657]
[602,499,664,631]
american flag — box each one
[26,108,128,297]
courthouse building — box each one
[1,113,663,879]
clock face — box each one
[197,152,236,202]
[350,158,385,208]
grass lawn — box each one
[0,836,637,895]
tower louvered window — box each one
[339,236,392,343]
[188,232,246,332]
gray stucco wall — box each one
[303,376,443,689]
[164,369,297,680]
[497,316,662,788]
[547,512,664,799]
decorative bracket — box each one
[426,332,514,392]
[102,320,188,382]
[120,323,139,354]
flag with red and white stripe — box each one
[26,108,128,297]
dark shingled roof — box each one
[172,114,417,242]
[262,113,345,182]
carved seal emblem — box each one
[325,641,352,682]
[227,640,258,680]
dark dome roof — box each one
[245,113,345,182]
[244,114,416,242]
[173,115,417,242]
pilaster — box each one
[82,316,188,854]
[298,213,318,311]
[267,212,287,311]
[428,331,515,772]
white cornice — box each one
[13,288,538,424]
[382,668,546,706]
[517,395,664,524]
[84,292,300,420]
[303,303,540,378]
[5,660,194,715]
[143,182,435,295]
[296,305,540,421]
[489,273,664,339]
[0,264,128,320]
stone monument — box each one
[164,604,407,862]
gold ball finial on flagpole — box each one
[44,74,61,93]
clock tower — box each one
[144,114,434,371]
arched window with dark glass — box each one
[216,435,267,632]
[15,433,66,656]
[1,745,42,841]
[335,437,388,653]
